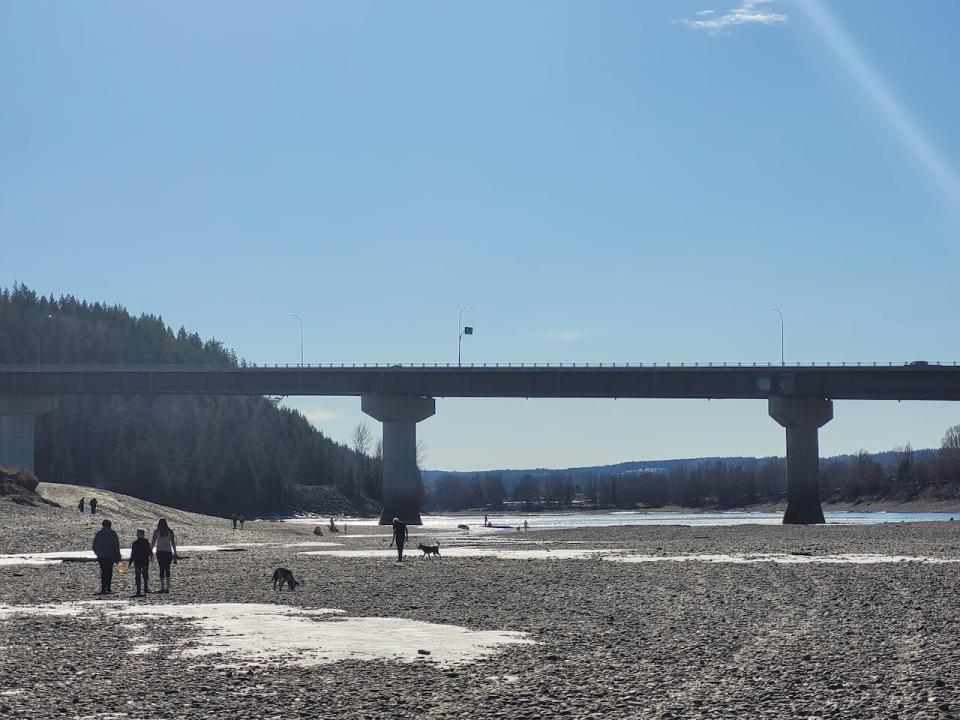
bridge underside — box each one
[0,385,836,525]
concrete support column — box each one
[769,396,833,525]
[361,395,435,525]
[0,394,58,473]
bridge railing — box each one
[5,361,959,370]
[234,361,960,369]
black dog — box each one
[271,567,302,591]
[417,542,441,559]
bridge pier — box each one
[0,394,57,473]
[769,396,833,525]
[361,395,435,525]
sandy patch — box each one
[299,548,622,560]
[0,545,261,567]
[603,553,960,565]
[0,601,533,668]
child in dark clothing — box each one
[128,529,153,597]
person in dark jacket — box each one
[89,498,98,515]
[78,497,85,514]
[389,517,408,562]
[128,529,153,597]
[92,519,121,594]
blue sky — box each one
[2,1,959,470]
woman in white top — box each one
[150,518,178,593]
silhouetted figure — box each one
[92,519,120,594]
[128,529,153,597]
[523,519,529,532]
[328,517,339,533]
[313,526,323,536]
[389,517,408,562]
[78,498,85,514]
[151,518,178,593]
[89,498,98,515]
[231,514,238,530]
[238,515,245,530]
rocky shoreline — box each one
[1,483,959,719]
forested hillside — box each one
[0,285,380,515]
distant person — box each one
[92,519,121,595]
[78,498,85,514]
[151,518,178,593]
[231,514,238,530]
[484,513,488,526]
[238,514,245,530]
[128,529,153,597]
[313,526,323,537]
[89,498,98,515]
[523,519,529,532]
[328,517,339,533]
[389,517,408,562]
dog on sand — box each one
[417,541,441,559]
[271,567,302,591]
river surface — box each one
[285,510,959,531]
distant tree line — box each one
[0,285,381,515]
[424,432,960,512]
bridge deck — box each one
[1,364,960,401]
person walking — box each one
[231,513,237,530]
[92,519,121,595]
[78,497,85,514]
[389,517,408,562]
[238,514,244,530]
[89,498,98,515]
[128,529,153,597]
[150,518,178,593]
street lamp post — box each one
[458,306,474,366]
[289,314,304,366]
[36,314,53,367]
[770,308,784,366]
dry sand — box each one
[1,482,959,719]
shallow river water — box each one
[285,509,958,531]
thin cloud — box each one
[298,407,339,424]
[682,0,787,33]
[534,329,586,343]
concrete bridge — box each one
[2,362,959,525]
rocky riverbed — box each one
[1,483,959,719]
